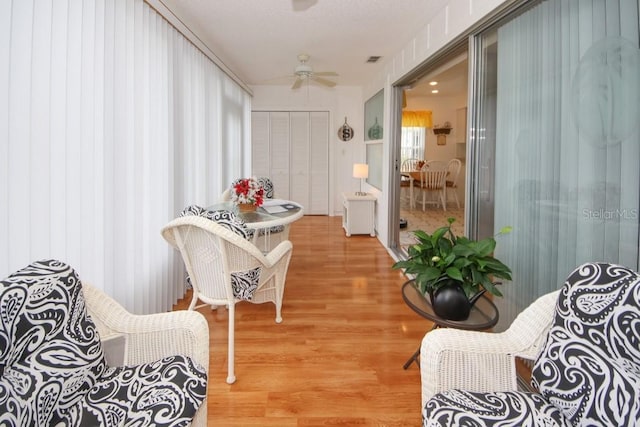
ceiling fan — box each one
[290,54,338,89]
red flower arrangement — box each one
[232,177,265,206]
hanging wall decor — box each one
[338,117,354,141]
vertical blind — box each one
[0,0,251,313]
[490,0,640,329]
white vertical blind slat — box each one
[30,0,53,263]
[0,0,10,275]
[8,1,33,269]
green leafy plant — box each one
[393,218,512,298]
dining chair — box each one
[162,213,293,384]
[425,160,447,170]
[445,158,462,209]
[400,158,424,208]
[416,164,448,211]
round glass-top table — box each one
[401,280,499,369]
[206,199,304,250]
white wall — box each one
[250,84,364,216]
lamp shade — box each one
[353,163,369,179]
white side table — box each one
[342,192,376,237]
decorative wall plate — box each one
[338,117,354,141]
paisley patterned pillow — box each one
[256,177,275,199]
[179,204,254,240]
[531,262,640,426]
[0,260,107,426]
[71,355,206,426]
[231,267,261,301]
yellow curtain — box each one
[402,110,432,128]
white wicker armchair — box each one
[83,282,210,427]
[420,290,559,410]
[161,215,293,384]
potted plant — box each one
[393,218,512,320]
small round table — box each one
[207,200,304,251]
[401,280,499,369]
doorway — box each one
[392,52,470,253]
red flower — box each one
[232,178,265,206]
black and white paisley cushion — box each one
[253,178,286,235]
[180,204,254,240]
[423,262,640,426]
[256,177,274,199]
[532,262,640,426]
[424,389,571,427]
[179,205,261,301]
[71,355,207,426]
[0,259,107,426]
[0,260,207,427]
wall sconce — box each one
[352,163,369,196]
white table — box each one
[342,192,376,236]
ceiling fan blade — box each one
[291,77,304,89]
[312,76,337,87]
[314,71,339,77]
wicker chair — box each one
[84,282,210,427]
[1,260,209,427]
[420,290,559,408]
[421,262,640,426]
[161,215,293,384]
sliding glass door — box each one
[472,0,640,330]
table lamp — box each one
[353,163,369,196]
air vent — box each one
[366,56,382,63]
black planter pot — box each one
[429,281,485,321]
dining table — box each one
[401,171,424,209]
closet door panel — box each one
[251,112,270,178]
[289,112,310,208]
[309,111,329,214]
[269,112,290,198]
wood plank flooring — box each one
[172,215,432,426]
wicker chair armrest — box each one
[264,240,293,266]
[83,282,209,370]
[83,282,209,427]
[420,328,522,408]
[420,290,560,408]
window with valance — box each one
[401,110,432,162]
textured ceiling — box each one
[161,0,451,87]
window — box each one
[401,127,425,162]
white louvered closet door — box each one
[251,111,329,214]
[251,112,270,178]
[268,112,291,199]
[290,112,311,209]
[308,112,329,214]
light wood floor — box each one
[173,215,430,426]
